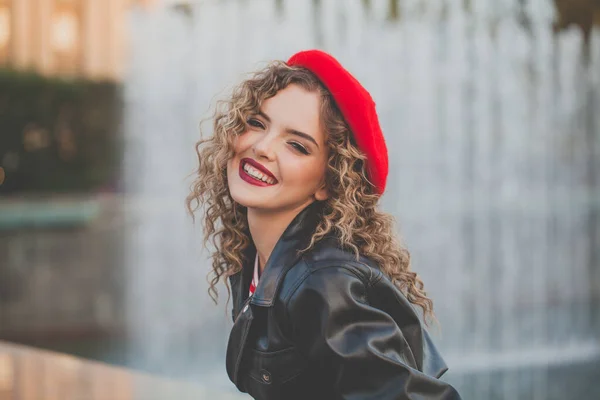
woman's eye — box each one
[247,118,264,129]
[289,142,309,155]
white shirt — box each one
[249,252,260,296]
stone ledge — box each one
[0,195,102,230]
[0,340,248,400]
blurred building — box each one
[0,0,152,82]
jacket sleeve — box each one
[286,266,461,400]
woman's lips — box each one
[241,158,277,180]
[239,161,277,187]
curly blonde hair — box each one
[186,60,435,323]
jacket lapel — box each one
[226,295,254,390]
[230,240,255,320]
[225,200,325,390]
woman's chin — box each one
[230,189,275,209]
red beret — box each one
[287,49,388,196]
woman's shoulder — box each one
[297,235,382,283]
[279,234,421,323]
[278,235,394,307]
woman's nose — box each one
[252,132,276,160]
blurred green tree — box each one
[0,69,122,194]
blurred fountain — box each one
[122,0,600,398]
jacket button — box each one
[261,370,271,383]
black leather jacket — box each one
[226,201,461,399]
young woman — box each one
[187,49,461,399]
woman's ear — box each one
[314,183,329,201]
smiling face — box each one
[226,84,329,215]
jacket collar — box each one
[245,200,325,307]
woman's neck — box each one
[247,201,314,274]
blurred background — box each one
[0,0,599,399]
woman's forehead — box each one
[259,85,325,145]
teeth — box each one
[243,162,276,184]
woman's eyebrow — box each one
[257,110,320,149]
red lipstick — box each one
[239,158,278,186]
